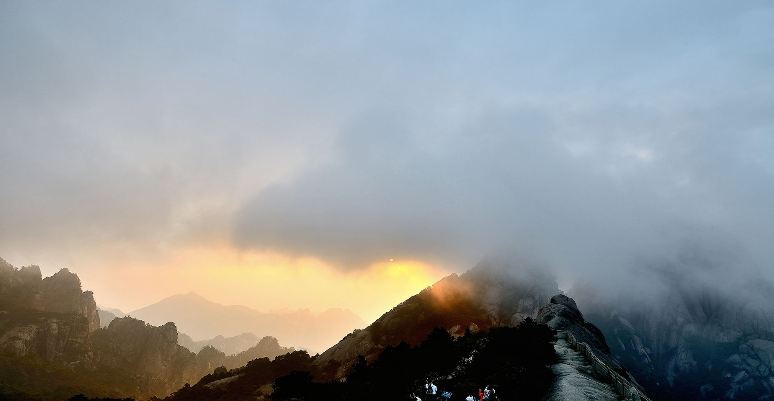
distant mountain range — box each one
[178,332,260,355]
[126,292,364,354]
[100,308,269,356]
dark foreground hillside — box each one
[163,318,557,401]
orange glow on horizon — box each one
[87,245,449,325]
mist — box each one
[1,1,773,307]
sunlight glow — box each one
[90,246,448,325]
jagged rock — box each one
[91,317,199,396]
[41,269,100,332]
[1,263,44,310]
[0,262,100,368]
[551,294,579,311]
[0,263,100,332]
[728,339,774,378]
[536,294,641,387]
[537,294,611,356]
[0,311,93,366]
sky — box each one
[1,1,773,323]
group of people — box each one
[466,385,497,401]
[409,380,438,401]
[409,381,497,401]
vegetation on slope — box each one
[165,318,557,401]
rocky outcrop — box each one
[1,258,303,399]
[91,317,199,396]
[537,294,611,357]
[0,260,100,366]
[41,269,100,333]
[1,262,44,310]
[0,310,93,366]
[0,261,100,333]
[537,294,641,385]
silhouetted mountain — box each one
[96,306,124,328]
[97,305,125,317]
[193,335,296,373]
[97,309,116,328]
[178,332,261,355]
[314,258,559,377]
[128,292,364,353]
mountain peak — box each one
[182,291,207,300]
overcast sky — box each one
[1,2,773,318]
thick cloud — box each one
[233,101,774,279]
[1,2,773,289]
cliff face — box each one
[0,261,100,333]
[536,294,640,384]
[91,317,199,396]
[0,311,93,366]
[0,260,99,366]
[537,294,637,401]
[1,258,302,400]
[41,269,100,333]
[0,261,44,309]
[2,260,191,398]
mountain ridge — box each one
[161,265,643,401]
[127,291,364,353]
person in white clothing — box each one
[466,394,475,401]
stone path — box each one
[542,337,623,401]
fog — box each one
[1,1,773,304]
